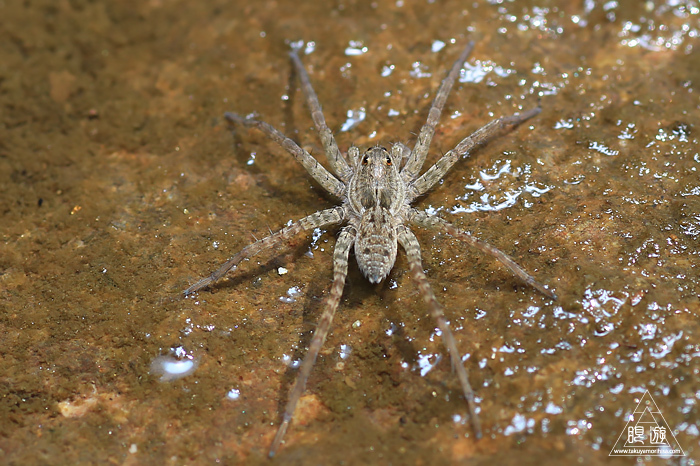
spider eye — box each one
[361,155,369,165]
[385,156,392,165]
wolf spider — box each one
[184,41,556,457]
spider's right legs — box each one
[409,209,556,299]
[224,112,345,198]
[289,51,351,180]
[269,226,356,457]
[183,206,344,295]
[409,106,541,199]
[401,41,475,181]
[397,225,482,439]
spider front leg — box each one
[396,225,482,439]
[402,41,475,181]
[224,112,345,198]
[289,50,351,180]
[410,209,556,299]
[408,106,541,200]
[395,142,412,168]
[183,207,344,295]
[269,226,356,457]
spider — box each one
[184,41,557,457]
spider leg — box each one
[401,41,475,182]
[395,142,412,169]
[183,207,344,295]
[289,51,351,181]
[410,209,556,299]
[269,226,356,457]
[396,225,482,439]
[224,112,345,198]
[409,106,541,200]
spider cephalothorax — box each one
[347,145,406,283]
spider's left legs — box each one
[410,210,556,299]
[409,106,541,199]
[184,207,344,296]
[396,225,482,439]
[401,41,475,181]
[224,112,345,198]
[269,226,357,457]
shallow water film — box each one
[1,0,699,464]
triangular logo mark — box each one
[610,390,685,457]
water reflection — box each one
[459,60,513,84]
[279,285,302,303]
[150,346,200,383]
[226,388,241,400]
[416,352,440,377]
[503,413,536,436]
[450,159,554,214]
[344,40,368,56]
[339,108,366,132]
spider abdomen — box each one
[354,206,398,284]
